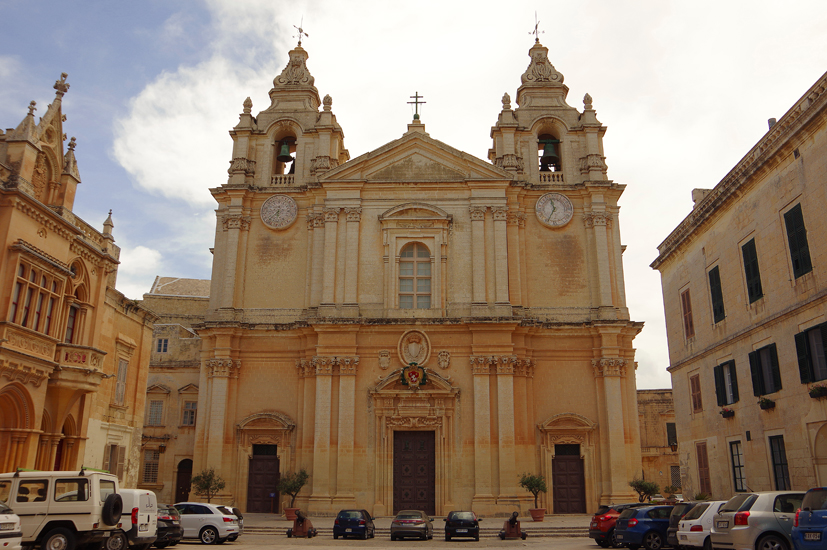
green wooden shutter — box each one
[729,360,740,403]
[714,364,725,406]
[742,239,763,303]
[795,331,812,384]
[708,267,726,323]
[749,351,764,396]
[769,344,782,392]
[784,204,812,278]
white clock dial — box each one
[535,192,573,228]
[260,195,298,229]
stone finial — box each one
[323,94,332,112]
[54,73,70,96]
[520,41,563,85]
[28,101,37,116]
[63,137,80,181]
[502,92,511,110]
[273,46,315,88]
[62,114,67,122]
[584,93,593,110]
[68,137,77,151]
[242,97,252,114]
[103,210,114,237]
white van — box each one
[106,489,157,550]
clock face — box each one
[260,195,298,229]
[535,193,573,227]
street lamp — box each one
[669,442,678,452]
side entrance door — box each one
[175,459,192,504]
[247,444,280,513]
[393,431,435,515]
[552,444,586,514]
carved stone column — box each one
[310,357,334,508]
[220,212,251,308]
[469,207,487,305]
[309,214,325,307]
[594,357,629,501]
[205,358,240,467]
[334,357,359,506]
[470,356,494,510]
[343,208,361,309]
[496,356,518,501]
[506,211,524,307]
[584,213,614,315]
[321,209,340,306]
[492,207,509,305]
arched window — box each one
[65,305,78,343]
[399,243,431,309]
[538,133,561,172]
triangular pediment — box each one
[322,131,512,183]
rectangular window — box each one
[142,450,160,484]
[769,435,791,490]
[156,338,169,353]
[795,323,827,383]
[17,480,48,502]
[666,423,677,447]
[113,360,128,406]
[742,239,763,303]
[749,344,782,395]
[714,360,740,405]
[681,289,695,339]
[730,441,747,492]
[102,445,125,482]
[670,465,682,488]
[690,374,703,413]
[696,442,712,495]
[54,479,89,501]
[146,400,164,426]
[708,266,726,323]
[784,204,813,278]
[182,401,197,426]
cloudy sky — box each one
[3,0,826,389]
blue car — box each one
[793,487,827,550]
[615,505,674,550]
[332,509,375,540]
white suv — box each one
[0,470,122,550]
[0,500,22,550]
[173,503,238,544]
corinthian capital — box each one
[469,206,487,221]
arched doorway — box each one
[175,459,193,503]
[0,383,35,472]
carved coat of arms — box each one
[401,364,427,388]
[398,329,430,367]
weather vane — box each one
[529,11,544,43]
[408,91,426,120]
[294,16,309,46]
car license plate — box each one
[103,532,110,538]
[346,529,352,532]
[457,529,468,533]
[717,521,728,529]
[680,535,688,540]
[139,525,148,531]
[617,535,623,540]
[805,533,822,541]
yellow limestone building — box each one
[194,40,643,515]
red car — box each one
[590,504,644,547]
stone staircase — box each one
[243,525,589,539]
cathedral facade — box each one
[193,40,643,515]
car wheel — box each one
[106,532,127,550]
[445,534,451,541]
[703,537,712,550]
[629,545,641,550]
[598,540,611,548]
[42,528,76,550]
[391,534,397,541]
[215,539,226,545]
[199,527,219,545]
[758,535,789,550]
[361,531,368,540]
[643,532,663,550]
[475,534,479,542]
[155,544,168,549]
[333,534,338,540]
[610,530,623,548]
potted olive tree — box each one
[519,473,548,521]
[277,469,309,520]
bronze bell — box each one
[277,141,294,163]
[540,140,560,168]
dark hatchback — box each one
[667,502,701,547]
[154,504,183,549]
[333,509,375,540]
[590,504,644,548]
[793,487,827,550]
[615,505,674,550]
[444,511,481,541]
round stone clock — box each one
[535,192,573,228]
[260,195,298,229]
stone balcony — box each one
[271,174,295,186]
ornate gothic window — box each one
[399,243,431,309]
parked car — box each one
[590,504,645,548]
[0,501,22,550]
[173,502,239,544]
[615,505,674,550]
[154,505,183,548]
[667,502,702,547]
[0,469,122,550]
[230,508,243,535]
[792,487,827,550]
[711,491,804,550]
[676,500,727,550]
[107,489,158,550]
[215,507,240,541]
[390,510,433,541]
[332,509,375,540]
[444,511,481,541]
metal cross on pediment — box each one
[529,11,544,43]
[294,17,309,46]
[408,91,426,119]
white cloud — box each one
[116,245,163,299]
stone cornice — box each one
[2,193,80,242]
[652,71,827,270]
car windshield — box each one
[683,503,709,520]
[803,489,827,511]
[397,513,422,519]
[720,494,756,513]
[449,512,475,520]
[670,503,692,518]
[338,511,363,519]
[618,509,636,519]
[0,501,11,514]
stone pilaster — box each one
[334,357,359,506]
[343,208,361,309]
[205,358,240,467]
[492,207,510,305]
[309,213,325,307]
[506,211,525,307]
[321,208,340,306]
[496,356,518,501]
[219,212,251,308]
[470,356,495,511]
[470,207,487,305]
[593,357,629,501]
[310,357,334,508]
[584,212,615,315]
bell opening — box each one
[274,137,296,175]
[538,134,561,172]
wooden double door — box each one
[247,445,280,513]
[552,444,586,514]
[393,431,435,515]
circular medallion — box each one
[535,192,573,227]
[260,195,298,229]
[398,329,431,367]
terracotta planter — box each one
[721,410,735,418]
[759,400,775,410]
[528,508,546,522]
[284,507,299,520]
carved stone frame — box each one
[369,370,458,516]
[537,412,597,513]
[234,411,296,512]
